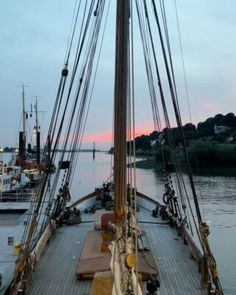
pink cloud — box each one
[83,124,155,144]
[83,132,113,143]
[134,125,154,137]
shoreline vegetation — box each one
[133,154,236,176]
[126,113,236,174]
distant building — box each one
[226,131,236,143]
[214,125,230,134]
[150,140,157,147]
[150,133,165,147]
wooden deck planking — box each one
[27,222,93,295]
[139,208,206,295]
[26,209,206,295]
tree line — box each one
[129,113,236,168]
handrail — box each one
[0,189,33,203]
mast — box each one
[112,5,143,293]
[114,0,129,221]
[35,96,39,134]
[34,96,41,164]
[19,84,27,165]
[22,85,26,137]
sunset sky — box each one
[1,1,236,150]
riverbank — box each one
[134,156,236,176]
[128,158,157,169]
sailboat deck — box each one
[27,207,205,295]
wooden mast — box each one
[114,0,129,221]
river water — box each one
[1,152,235,294]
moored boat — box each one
[0,161,30,200]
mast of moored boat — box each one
[18,84,27,167]
[34,96,41,164]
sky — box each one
[1,1,236,150]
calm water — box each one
[2,152,235,294]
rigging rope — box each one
[135,0,204,252]
[66,0,108,184]
[151,0,204,227]
[150,1,223,291]
[12,2,107,291]
[173,0,192,123]
[139,0,203,249]
[64,0,81,66]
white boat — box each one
[0,161,30,200]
